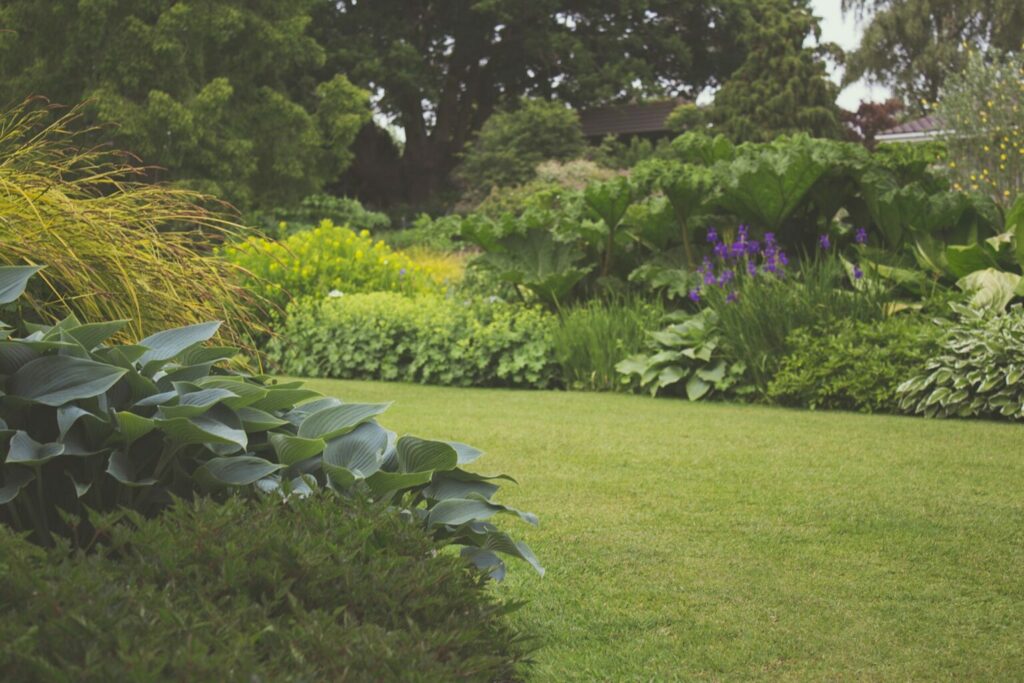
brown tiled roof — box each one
[578,99,687,137]
[879,115,945,136]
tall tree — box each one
[0,0,370,209]
[702,0,843,142]
[842,0,1024,112]
[312,0,749,203]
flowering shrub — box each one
[267,293,558,388]
[222,220,446,306]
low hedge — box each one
[268,293,558,388]
[0,495,531,682]
[767,316,942,413]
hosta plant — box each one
[616,309,750,400]
[0,266,540,578]
[897,304,1024,420]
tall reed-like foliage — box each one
[0,100,269,347]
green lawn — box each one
[301,378,1024,681]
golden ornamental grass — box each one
[0,99,271,349]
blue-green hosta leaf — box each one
[427,495,538,527]
[365,470,433,497]
[475,530,545,576]
[0,265,42,304]
[178,345,238,365]
[285,397,343,426]
[322,421,387,478]
[57,405,104,440]
[237,407,288,432]
[133,390,177,408]
[252,387,323,412]
[106,450,158,487]
[65,320,129,350]
[397,436,458,473]
[155,412,247,452]
[0,342,39,375]
[115,412,157,447]
[9,356,127,406]
[422,469,511,501]
[194,377,268,408]
[196,456,283,487]
[65,471,92,498]
[696,361,726,384]
[137,321,221,367]
[157,388,238,419]
[0,465,33,504]
[269,433,325,466]
[7,431,64,465]
[448,441,484,465]
[460,547,507,581]
[685,374,710,401]
[297,403,391,441]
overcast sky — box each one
[811,0,893,108]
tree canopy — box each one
[311,0,751,202]
[0,0,370,209]
[842,0,1024,112]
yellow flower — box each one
[948,161,957,169]
[355,250,364,260]
[359,229,370,238]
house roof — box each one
[876,115,946,143]
[578,99,686,137]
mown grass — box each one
[301,378,1024,681]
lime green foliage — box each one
[551,297,665,392]
[617,309,753,400]
[0,101,269,349]
[268,293,557,389]
[249,194,391,238]
[0,1,370,209]
[0,269,539,574]
[306,378,1024,680]
[768,316,941,412]
[222,220,443,307]
[898,304,1024,419]
[457,98,585,199]
[0,496,531,681]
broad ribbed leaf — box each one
[9,356,126,406]
[7,431,64,465]
[157,388,238,419]
[0,265,42,304]
[0,342,39,374]
[106,450,158,487]
[237,407,288,431]
[156,414,247,452]
[196,456,283,486]
[66,320,129,350]
[298,403,391,441]
[285,397,343,426]
[322,421,387,478]
[460,547,506,581]
[57,405,99,440]
[423,472,500,501]
[448,441,484,465]
[365,470,433,497]
[252,387,322,412]
[65,471,91,498]
[397,436,458,473]
[0,465,33,504]
[137,321,221,366]
[685,374,710,401]
[477,530,545,576]
[115,412,157,446]
[269,433,325,466]
[195,377,268,408]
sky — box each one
[811,0,893,109]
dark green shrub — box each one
[768,316,942,413]
[267,293,557,389]
[552,297,665,392]
[250,193,392,237]
[898,305,1024,420]
[0,495,532,682]
[0,266,541,577]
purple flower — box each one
[737,224,749,241]
[726,291,739,303]
[399,268,407,277]
[818,234,831,250]
[706,227,718,244]
[730,241,746,258]
[746,240,760,256]
[855,227,868,245]
[746,260,757,276]
[764,232,776,246]
[765,260,778,274]
[853,265,864,279]
[688,288,701,303]
[704,270,717,285]
[778,251,789,266]
[714,242,729,260]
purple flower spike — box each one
[726,291,739,303]
[853,265,864,279]
[746,260,757,276]
[818,234,831,250]
[706,227,718,244]
[746,240,760,256]
[855,227,868,245]
[765,261,778,274]
[704,270,717,285]
[764,232,776,246]
[730,241,745,258]
[688,288,701,303]
[714,242,729,260]
[778,251,789,266]
[737,224,749,241]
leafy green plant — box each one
[0,495,532,681]
[268,293,558,389]
[0,100,269,349]
[551,296,665,392]
[897,304,1024,420]
[0,267,540,576]
[616,309,751,399]
[221,219,445,307]
[768,316,942,413]
[248,194,391,238]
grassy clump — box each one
[0,494,531,682]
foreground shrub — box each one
[768,317,941,413]
[222,220,444,307]
[0,266,541,577]
[553,297,665,392]
[898,305,1024,420]
[0,100,268,348]
[0,496,532,682]
[268,293,557,389]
